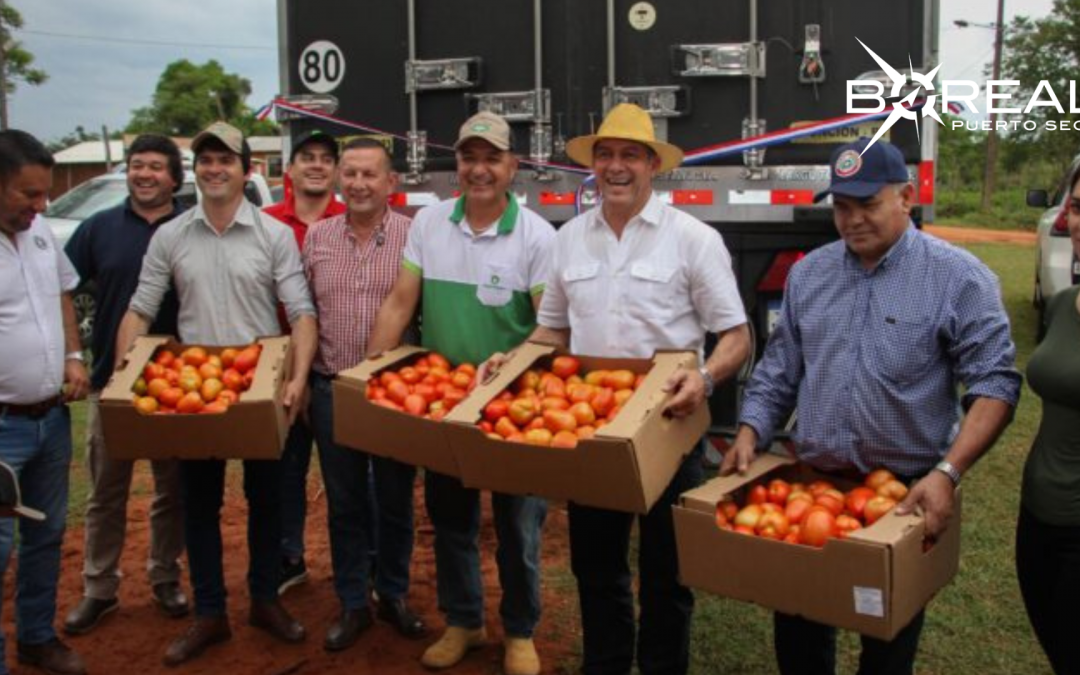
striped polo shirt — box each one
[402,193,555,366]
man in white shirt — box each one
[528,104,751,675]
[0,129,89,675]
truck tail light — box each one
[918,161,934,205]
[757,251,806,293]
[1052,208,1070,236]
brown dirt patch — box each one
[4,466,577,675]
[923,224,1037,246]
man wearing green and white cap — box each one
[368,110,553,675]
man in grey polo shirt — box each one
[116,122,318,667]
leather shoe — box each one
[17,638,86,675]
[250,599,306,643]
[163,616,231,667]
[152,582,191,619]
[63,596,118,635]
[377,597,428,638]
[323,608,373,652]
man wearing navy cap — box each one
[723,138,1021,673]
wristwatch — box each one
[934,460,962,487]
[698,366,715,397]
[65,351,85,363]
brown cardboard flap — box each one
[848,509,923,545]
[247,337,291,399]
[338,345,429,385]
[448,342,555,424]
[101,335,170,402]
[679,453,796,511]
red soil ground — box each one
[3,469,577,675]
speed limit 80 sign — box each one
[299,40,345,94]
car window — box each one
[45,180,128,220]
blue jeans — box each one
[568,441,704,675]
[425,470,546,637]
[279,417,313,562]
[180,457,281,616]
[371,455,417,602]
[309,373,375,610]
[0,406,72,670]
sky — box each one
[10,0,1056,144]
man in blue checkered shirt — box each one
[723,138,1021,675]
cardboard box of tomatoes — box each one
[100,335,292,460]
[672,453,961,640]
[332,346,474,478]
[442,342,710,513]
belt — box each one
[0,395,65,419]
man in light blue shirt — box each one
[724,137,1021,675]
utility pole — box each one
[0,0,8,131]
[981,0,1006,211]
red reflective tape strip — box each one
[770,190,815,205]
[918,161,935,205]
[539,191,576,206]
[672,189,714,205]
[388,193,408,207]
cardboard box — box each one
[673,453,961,640]
[443,342,710,513]
[100,336,292,460]
[332,347,460,477]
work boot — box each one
[504,637,541,675]
[163,616,231,667]
[63,597,119,635]
[17,638,86,675]
[250,599,306,643]
[324,608,373,652]
[152,581,191,618]
[420,626,487,669]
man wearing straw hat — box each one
[525,103,751,674]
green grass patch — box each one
[935,187,1042,231]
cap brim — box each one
[454,134,510,151]
[191,131,242,155]
[813,181,887,204]
[565,135,684,174]
[292,137,339,160]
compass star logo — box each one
[854,38,944,154]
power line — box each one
[20,28,274,51]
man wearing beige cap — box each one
[522,103,750,674]
[368,111,554,675]
[116,121,318,666]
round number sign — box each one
[298,40,345,94]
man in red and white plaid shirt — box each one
[301,138,426,652]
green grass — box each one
[936,186,1041,231]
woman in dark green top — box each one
[1016,168,1080,675]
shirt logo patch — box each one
[835,150,862,178]
[490,274,501,286]
[33,236,48,250]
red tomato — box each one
[427,353,451,372]
[756,511,791,540]
[733,504,763,530]
[864,468,897,491]
[767,479,792,506]
[747,484,769,505]
[403,394,427,416]
[542,409,578,433]
[551,430,579,449]
[551,356,581,379]
[233,347,260,374]
[844,487,877,520]
[523,428,554,446]
[784,493,814,525]
[494,417,519,439]
[568,401,596,426]
[386,380,410,405]
[863,496,897,525]
[181,346,208,368]
[399,366,421,384]
[876,479,909,501]
[799,507,837,547]
[484,400,510,423]
[603,369,637,391]
[508,398,537,426]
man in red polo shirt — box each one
[263,129,346,593]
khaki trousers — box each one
[82,394,185,599]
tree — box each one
[0,1,49,130]
[1000,0,1080,169]
[126,59,278,138]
